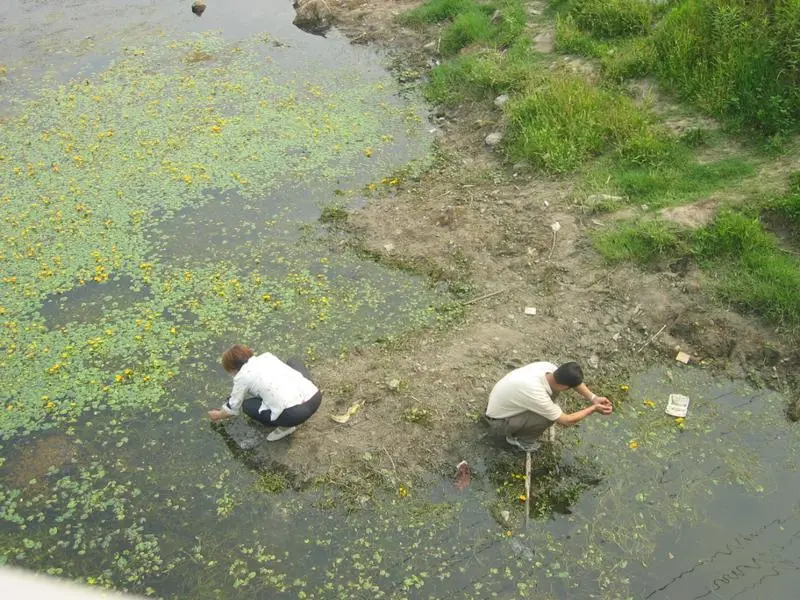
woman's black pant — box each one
[241,357,322,427]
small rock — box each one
[387,379,401,391]
[485,132,504,147]
[524,306,537,316]
[500,510,510,523]
[494,94,509,108]
[588,354,600,369]
[191,1,206,16]
[612,332,621,341]
[675,351,691,364]
[383,242,395,252]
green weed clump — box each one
[586,156,755,208]
[593,219,688,264]
[554,1,800,136]
[595,210,800,329]
[570,0,656,38]
[424,39,537,105]
[400,0,475,24]
[401,0,525,56]
[693,211,800,327]
[503,73,669,173]
[652,0,800,135]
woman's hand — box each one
[208,409,226,422]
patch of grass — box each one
[504,72,668,173]
[693,211,800,327]
[439,9,496,55]
[570,0,656,39]
[401,0,525,56]
[401,406,432,425]
[253,470,291,494]
[652,0,800,135]
[319,204,348,224]
[399,0,475,25]
[600,35,656,81]
[425,39,538,106]
[765,173,800,232]
[593,219,688,264]
[439,1,526,57]
[555,14,608,57]
[595,210,800,329]
[555,16,654,81]
[585,156,756,208]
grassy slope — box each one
[401,0,800,332]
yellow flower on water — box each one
[210,125,221,133]
[620,384,630,392]
[398,486,408,498]
[643,400,656,409]
[181,174,192,184]
[505,530,513,537]
[115,374,124,383]
[628,439,639,450]
[518,494,527,502]
[363,147,373,158]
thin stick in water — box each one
[524,451,532,529]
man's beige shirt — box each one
[486,361,563,421]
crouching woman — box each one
[208,344,322,441]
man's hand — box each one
[208,409,226,422]
[594,398,612,415]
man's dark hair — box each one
[553,362,583,388]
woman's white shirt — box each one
[221,353,318,422]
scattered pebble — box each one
[191,1,206,16]
[485,132,503,147]
[494,94,509,108]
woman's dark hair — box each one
[222,344,253,373]
[553,362,583,388]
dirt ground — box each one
[260,0,800,484]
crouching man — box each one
[485,361,612,451]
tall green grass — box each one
[424,39,539,105]
[402,0,526,57]
[584,156,756,208]
[694,211,800,326]
[653,0,800,135]
[570,0,656,38]
[400,0,475,24]
[554,0,800,135]
[503,73,672,173]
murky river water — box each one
[2,1,799,599]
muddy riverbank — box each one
[285,0,800,482]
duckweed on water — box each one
[0,31,440,440]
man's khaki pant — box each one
[486,411,554,444]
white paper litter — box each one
[666,394,690,417]
[524,307,537,315]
